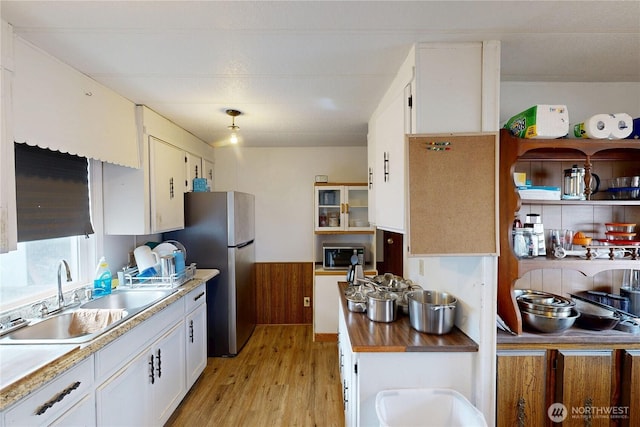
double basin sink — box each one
[0,289,177,345]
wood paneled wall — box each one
[255,262,313,324]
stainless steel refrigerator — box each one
[165,191,256,357]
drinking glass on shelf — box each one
[563,230,575,250]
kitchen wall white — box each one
[213,146,367,262]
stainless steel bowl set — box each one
[515,289,579,333]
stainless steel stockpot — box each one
[407,290,457,335]
[366,291,397,323]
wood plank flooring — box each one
[166,325,345,427]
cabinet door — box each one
[151,322,186,426]
[314,274,342,336]
[374,89,406,233]
[96,352,149,426]
[622,350,640,427]
[149,137,185,232]
[496,350,547,427]
[414,43,482,133]
[186,303,207,389]
[407,133,497,255]
[49,393,95,427]
[344,185,370,230]
[185,151,202,192]
[315,186,343,231]
[555,350,613,427]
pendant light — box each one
[226,109,241,144]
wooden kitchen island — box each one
[337,282,481,426]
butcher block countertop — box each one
[0,269,219,411]
[338,282,478,353]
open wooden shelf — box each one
[497,129,640,334]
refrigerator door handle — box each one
[235,240,254,249]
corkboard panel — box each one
[408,133,498,255]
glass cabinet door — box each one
[345,186,370,230]
[316,186,342,230]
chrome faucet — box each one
[57,259,72,310]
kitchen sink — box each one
[80,289,176,310]
[0,289,177,345]
[1,309,128,344]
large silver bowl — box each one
[521,308,580,333]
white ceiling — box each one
[2,1,639,148]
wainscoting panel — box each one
[255,262,314,324]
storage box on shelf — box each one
[498,128,640,334]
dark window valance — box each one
[14,143,95,242]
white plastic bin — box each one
[375,388,487,427]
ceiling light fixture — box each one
[226,109,241,144]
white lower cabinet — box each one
[314,274,343,337]
[1,281,208,426]
[49,393,95,427]
[338,305,475,427]
[96,321,186,426]
[4,357,94,426]
[185,283,207,389]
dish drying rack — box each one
[121,263,197,289]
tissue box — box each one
[505,105,569,139]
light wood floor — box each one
[166,324,345,427]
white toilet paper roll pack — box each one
[570,114,611,139]
[609,113,633,139]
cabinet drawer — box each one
[5,357,94,426]
[95,300,183,381]
[185,282,206,313]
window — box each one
[0,145,96,311]
[0,235,93,310]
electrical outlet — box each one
[419,259,425,276]
[303,297,311,307]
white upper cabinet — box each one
[368,41,500,233]
[103,106,213,235]
[315,184,371,232]
[149,137,186,233]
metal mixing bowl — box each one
[521,308,580,333]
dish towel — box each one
[68,309,126,335]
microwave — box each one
[323,244,365,269]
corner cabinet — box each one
[497,128,640,334]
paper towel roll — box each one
[570,114,611,139]
[608,113,633,139]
